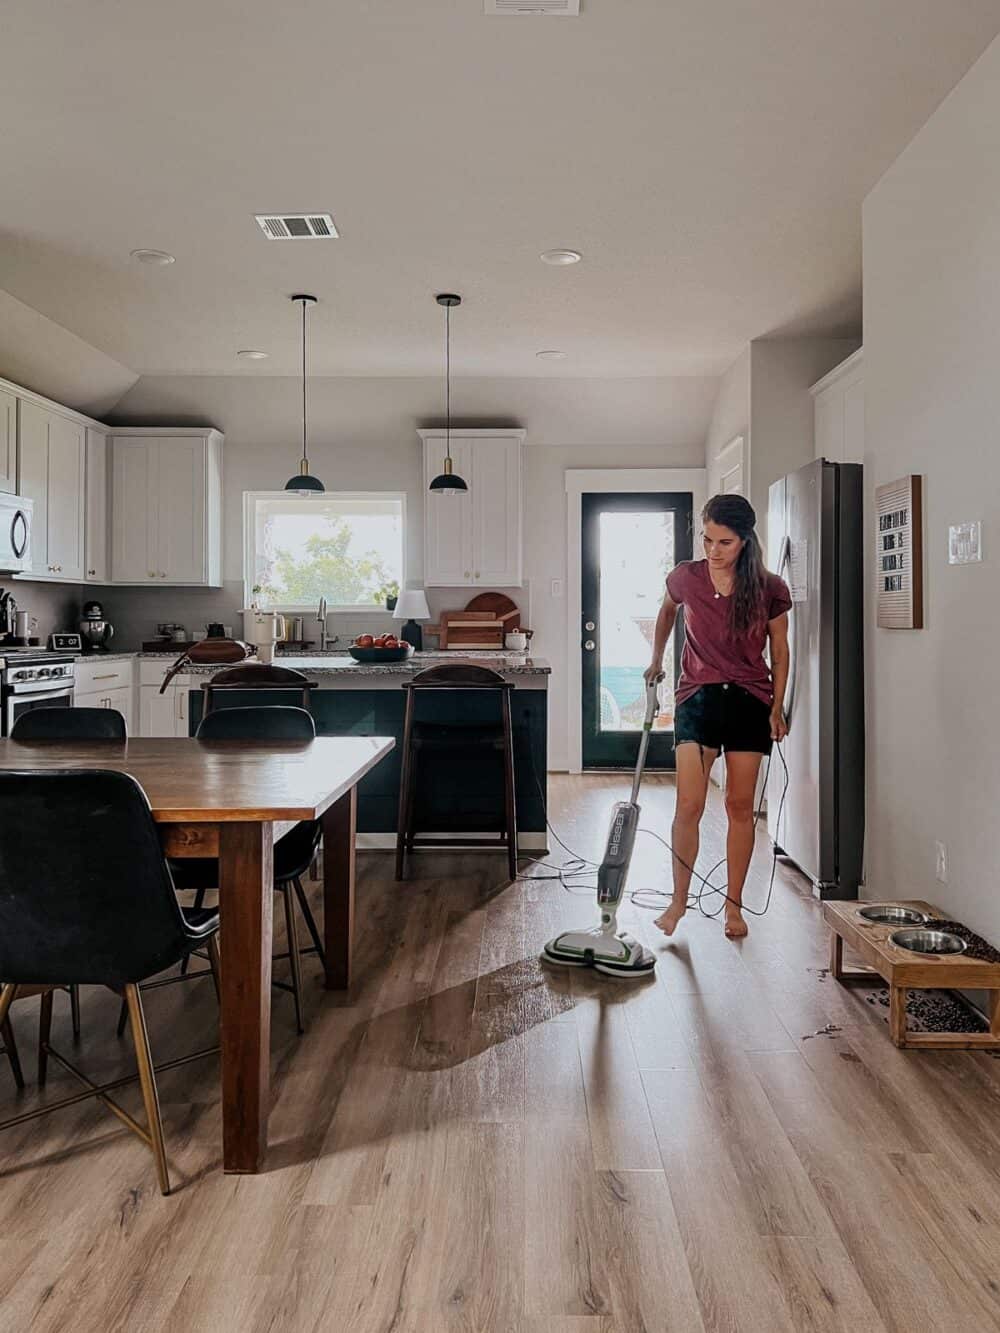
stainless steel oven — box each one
[1,652,75,736]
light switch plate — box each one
[948,520,982,565]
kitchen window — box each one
[244,491,405,611]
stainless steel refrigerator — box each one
[767,459,864,899]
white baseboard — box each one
[356,831,548,852]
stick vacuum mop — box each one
[543,680,659,978]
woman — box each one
[644,494,790,939]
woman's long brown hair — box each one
[702,494,768,634]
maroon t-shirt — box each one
[666,560,791,706]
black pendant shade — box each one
[429,293,467,495]
[284,294,324,493]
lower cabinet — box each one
[73,658,136,734]
[138,661,196,736]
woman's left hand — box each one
[770,708,788,742]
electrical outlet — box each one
[550,578,563,598]
[935,840,948,884]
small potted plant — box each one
[376,580,400,611]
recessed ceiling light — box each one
[536,349,567,360]
[237,349,269,360]
[130,248,175,266]
[540,248,581,266]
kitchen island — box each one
[172,652,550,850]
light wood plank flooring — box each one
[3,773,1000,1331]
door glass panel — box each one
[598,510,675,732]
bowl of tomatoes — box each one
[348,633,415,663]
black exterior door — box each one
[581,491,693,769]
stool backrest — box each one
[405,663,510,690]
[11,706,127,741]
[196,705,316,741]
[207,664,313,688]
[0,770,199,986]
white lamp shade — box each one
[393,588,430,621]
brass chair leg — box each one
[38,989,54,1086]
[206,934,221,1003]
[124,984,171,1196]
[280,885,305,1035]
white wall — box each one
[107,373,714,766]
[863,33,1000,941]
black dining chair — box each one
[201,663,316,719]
[8,705,129,1042]
[0,769,220,1195]
[170,706,325,1034]
[11,706,128,741]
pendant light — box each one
[429,293,468,495]
[284,293,324,493]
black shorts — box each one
[674,684,773,755]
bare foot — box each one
[655,900,687,936]
[724,907,748,939]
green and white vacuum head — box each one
[542,680,661,981]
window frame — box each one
[242,489,407,614]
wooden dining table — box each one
[0,734,394,1173]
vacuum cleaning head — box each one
[543,926,656,978]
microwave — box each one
[0,493,32,573]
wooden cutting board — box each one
[464,592,520,627]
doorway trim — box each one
[565,467,707,773]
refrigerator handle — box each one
[777,535,797,726]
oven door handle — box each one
[9,686,74,704]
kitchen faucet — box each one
[316,596,337,650]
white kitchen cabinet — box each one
[17,399,86,580]
[111,429,223,586]
[420,429,524,587]
[812,349,864,465]
[84,429,109,582]
[0,387,16,494]
[138,659,195,737]
[74,657,136,733]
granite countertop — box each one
[137,651,550,677]
[72,652,140,664]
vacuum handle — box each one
[629,679,660,804]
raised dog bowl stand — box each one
[823,899,1000,1050]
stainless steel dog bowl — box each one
[858,905,927,926]
[890,928,967,955]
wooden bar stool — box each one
[395,663,517,881]
[201,663,317,717]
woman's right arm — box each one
[643,593,679,683]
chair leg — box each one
[116,996,129,1039]
[0,984,24,1090]
[206,933,221,1003]
[69,985,81,1042]
[279,885,305,1036]
[501,692,518,881]
[38,988,54,1086]
[180,888,210,975]
[124,984,171,1196]
[292,876,327,968]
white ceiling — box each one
[2,0,999,380]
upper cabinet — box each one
[812,349,864,465]
[17,399,86,580]
[110,429,223,586]
[0,387,16,494]
[84,428,109,582]
[420,429,524,587]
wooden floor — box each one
[3,773,1000,1332]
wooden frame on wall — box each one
[876,474,923,629]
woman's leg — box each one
[721,750,764,938]
[655,742,718,936]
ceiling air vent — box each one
[485,0,579,13]
[254,213,339,240]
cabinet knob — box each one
[88,569,96,576]
[474,571,480,579]
[464,571,470,579]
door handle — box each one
[583,640,596,651]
